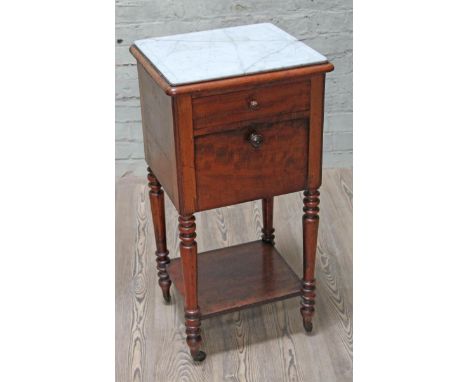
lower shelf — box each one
[167,240,301,319]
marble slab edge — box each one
[129,44,334,96]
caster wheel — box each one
[303,320,313,332]
[191,350,206,362]
[162,291,171,303]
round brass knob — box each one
[248,99,260,111]
[248,131,263,148]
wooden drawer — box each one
[192,81,310,131]
[195,118,308,210]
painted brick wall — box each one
[116,0,352,176]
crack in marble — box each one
[242,40,301,73]
[223,28,247,73]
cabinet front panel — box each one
[192,81,310,131]
[195,118,308,211]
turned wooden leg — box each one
[261,197,275,245]
[179,214,206,362]
[147,167,171,303]
[301,189,320,332]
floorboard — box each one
[116,168,353,382]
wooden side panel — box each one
[172,94,197,214]
[307,75,326,189]
[138,63,179,210]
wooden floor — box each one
[116,168,352,382]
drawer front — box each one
[192,81,310,131]
[195,118,308,211]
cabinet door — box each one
[194,118,309,211]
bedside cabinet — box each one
[130,23,334,362]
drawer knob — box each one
[248,131,263,148]
[248,99,260,111]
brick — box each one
[323,150,353,168]
[116,0,351,26]
[116,100,141,122]
[115,141,144,160]
[129,123,144,142]
[324,112,353,133]
[115,159,147,177]
[115,0,353,169]
[325,91,353,113]
[331,132,353,151]
[326,52,353,76]
[303,33,352,57]
[115,123,131,141]
[116,76,139,100]
[326,73,352,98]
[323,132,334,152]
[115,46,134,66]
[288,11,352,36]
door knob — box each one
[248,131,263,148]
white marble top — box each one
[134,23,328,86]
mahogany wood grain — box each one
[172,94,197,214]
[147,168,171,302]
[307,75,326,190]
[192,80,310,130]
[301,189,320,332]
[195,118,308,211]
[178,214,205,361]
[137,63,179,209]
[261,197,275,245]
[193,110,310,137]
[167,240,301,319]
